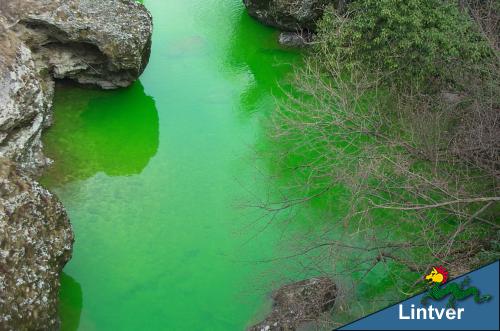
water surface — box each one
[42,1,306,330]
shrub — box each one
[316,0,492,85]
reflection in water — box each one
[226,12,302,112]
[59,273,82,331]
[42,81,159,185]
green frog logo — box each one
[421,266,492,308]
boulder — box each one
[242,0,330,31]
[0,159,74,331]
[3,0,153,89]
[249,277,337,330]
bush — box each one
[316,0,492,85]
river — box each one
[40,0,311,330]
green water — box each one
[41,1,311,330]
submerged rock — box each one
[242,0,330,31]
[278,31,313,47]
[249,277,337,331]
[3,0,153,89]
[0,159,74,331]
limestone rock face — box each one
[0,22,53,175]
[0,159,74,331]
[243,0,330,31]
[3,0,153,89]
[249,277,337,331]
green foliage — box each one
[316,0,492,84]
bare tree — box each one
[244,2,499,327]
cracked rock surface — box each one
[0,21,54,175]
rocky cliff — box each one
[0,0,153,329]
